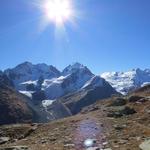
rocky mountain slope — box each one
[56,76,117,115]
[101,68,150,94]
[5,62,60,90]
[5,62,96,100]
[0,72,34,125]
[43,63,94,99]
[4,62,99,100]
[35,76,118,122]
[1,62,118,123]
[0,85,150,150]
[4,62,117,101]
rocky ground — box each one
[0,89,150,150]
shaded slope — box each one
[0,73,33,125]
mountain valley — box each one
[0,85,150,150]
[0,62,150,150]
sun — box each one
[43,0,73,25]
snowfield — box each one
[19,91,34,98]
[42,100,55,107]
[101,68,150,94]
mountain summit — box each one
[5,62,61,89]
[101,68,150,94]
[3,61,118,100]
[62,62,93,76]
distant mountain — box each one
[101,68,150,94]
[43,63,94,99]
[58,76,117,114]
[1,62,118,123]
[0,72,33,125]
[43,75,118,120]
[5,61,61,90]
[62,62,93,76]
[5,62,112,100]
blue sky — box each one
[0,0,150,74]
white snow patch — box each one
[19,91,34,98]
[42,100,55,107]
[82,76,103,89]
[21,80,37,85]
[141,82,150,87]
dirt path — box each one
[0,111,112,150]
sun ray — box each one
[42,0,73,26]
[32,0,79,42]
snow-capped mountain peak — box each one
[42,63,94,99]
[101,68,150,94]
[4,62,61,89]
[3,62,97,100]
[4,61,117,101]
[62,62,93,76]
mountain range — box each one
[4,62,116,100]
[0,62,150,124]
[0,62,150,150]
[3,62,150,97]
[0,62,117,124]
[101,68,150,94]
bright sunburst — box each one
[43,0,73,25]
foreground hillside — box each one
[0,86,150,150]
[0,73,34,125]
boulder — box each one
[86,147,100,150]
[0,137,10,144]
[139,139,150,150]
[120,106,137,115]
[107,106,136,118]
[129,95,144,102]
[108,98,127,106]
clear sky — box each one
[0,0,150,74]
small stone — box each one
[113,125,125,130]
[86,147,100,150]
[137,137,141,141]
[113,145,119,148]
[41,139,47,144]
[49,137,57,142]
[84,139,97,147]
[102,141,108,146]
[119,139,128,144]
[64,144,75,148]
[0,137,10,144]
